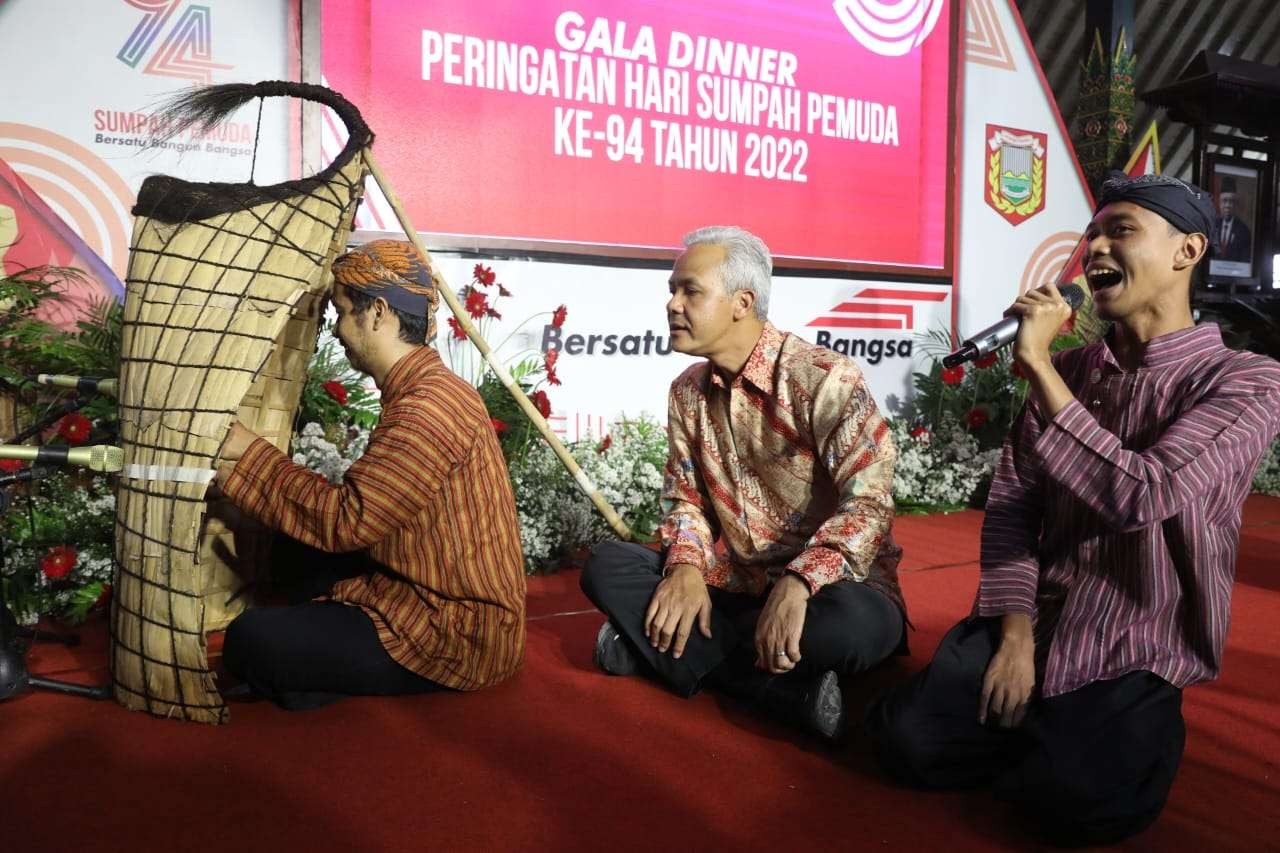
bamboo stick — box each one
[363,151,635,542]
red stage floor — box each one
[5,497,1279,851]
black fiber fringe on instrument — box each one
[133,81,374,224]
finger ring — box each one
[775,651,789,657]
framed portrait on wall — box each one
[1207,156,1262,286]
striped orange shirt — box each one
[225,345,526,691]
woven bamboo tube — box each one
[111,81,371,723]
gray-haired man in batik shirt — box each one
[868,173,1280,846]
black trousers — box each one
[579,541,905,699]
[866,618,1185,847]
[222,538,443,710]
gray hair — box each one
[682,225,772,320]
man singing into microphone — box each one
[867,173,1280,844]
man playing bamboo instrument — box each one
[580,226,907,740]
[214,240,526,710]
[867,173,1280,845]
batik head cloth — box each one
[1095,171,1219,252]
[332,239,440,336]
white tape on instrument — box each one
[122,464,217,485]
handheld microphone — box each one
[0,444,125,473]
[34,374,118,397]
[943,284,1085,369]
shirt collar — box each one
[1100,323,1223,371]
[709,322,782,394]
[380,345,440,403]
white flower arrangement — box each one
[1254,435,1280,497]
[508,417,667,573]
[1,472,115,624]
[291,421,370,484]
[891,418,999,513]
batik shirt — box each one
[658,322,906,615]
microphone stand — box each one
[0,399,112,701]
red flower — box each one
[909,424,930,441]
[0,458,24,473]
[447,316,467,340]
[41,546,77,580]
[551,304,568,328]
[322,380,348,406]
[95,583,113,609]
[498,283,512,297]
[966,407,989,430]
[940,365,965,386]
[974,352,998,369]
[465,289,490,320]
[56,413,92,445]
[544,348,561,386]
[530,389,552,419]
[597,434,612,454]
[490,418,508,433]
[485,307,502,320]
[473,264,496,287]
[1010,361,1026,380]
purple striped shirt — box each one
[976,323,1280,696]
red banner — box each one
[323,0,955,270]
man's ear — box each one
[732,288,756,321]
[1174,232,1209,272]
[370,296,390,329]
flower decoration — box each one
[551,305,568,328]
[473,264,496,287]
[940,365,965,386]
[41,545,77,580]
[909,424,930,441]
[966,407,989,430]
[544,348,561,386]
[531,389,552,419]
[0,458,25,473]
[447,316,467,340]
[322,380,349,406]
[596,434,612,454]
[56,413,92,445]
[974,352,998,369]
[490,418,508,433]
[465,289,490,320]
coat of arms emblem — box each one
[985,125,1047,225]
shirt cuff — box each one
[785,547,846,596]
[223,437,286,511]
[973,569,1038,620]
[663,541,705,575]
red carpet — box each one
[5,498,1279,851]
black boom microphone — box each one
[943,284,1085,369]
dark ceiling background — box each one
[1012,0,1280,180]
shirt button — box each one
[1091,399,1103,408]
[1089,369,1102,383]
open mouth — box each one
[1086,267,1123,293]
